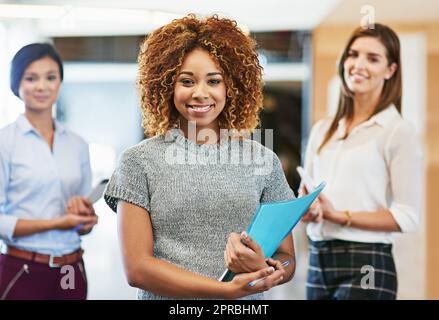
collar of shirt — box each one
[336,104,400,138]
[16,114,66,137]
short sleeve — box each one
[104,147,151,213]
[260,151,295,203]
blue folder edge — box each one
[219,182,326,282]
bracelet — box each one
[343,210,352,227]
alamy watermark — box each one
[360,5,376,29]
[164,122,275,176]
[60,265,75,290]
[360,265,376,290]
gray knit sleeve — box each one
[104,147,151,213]
[260,152,295,203]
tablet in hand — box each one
[296,166,316,192]
[87,179,109,204]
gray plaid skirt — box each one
[307,239,397,300]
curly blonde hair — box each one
[137,14,263,137]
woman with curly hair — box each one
[104,15,296,299]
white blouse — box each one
[304,105,422,244]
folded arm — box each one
[117,200,285,299]
[224,231,295,285]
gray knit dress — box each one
[104,129,295,300]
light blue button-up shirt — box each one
[0,115,91,255]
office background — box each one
[0,0,438,299]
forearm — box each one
[271,251,296,284]
[13,218,60,237]
[127,256,231,299]
[326,209,401,232]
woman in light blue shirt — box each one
[0,43,98,300]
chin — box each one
[27,104,53,112]
[190,118,217,128]
[347,84,369,94]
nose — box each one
[35,78,47,91]
[353,56,367,70]
[192,83,209,100]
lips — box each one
[350,72,369,82]
[186,104,214,113]
[34,95,49,102]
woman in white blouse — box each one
[302,24,421,300]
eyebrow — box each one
[367,53,382,58]
[178,71,223,76]
[349,49,383,58]
[23,70,59,76]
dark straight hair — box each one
[317,23,402,153]
[10,43,64,98]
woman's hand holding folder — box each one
[300,185,340,224]
[223,230,290,294]
[300,185,323,223]
[224,231,268,273]
[225,265,286,299]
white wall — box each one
[0,21,49,128]
[58,63,143,299]
[392,33,427,300]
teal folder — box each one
[219,182,326,282]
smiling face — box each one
[343,36,397,97]
[19,56,61,113]
[173,48,226,134]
